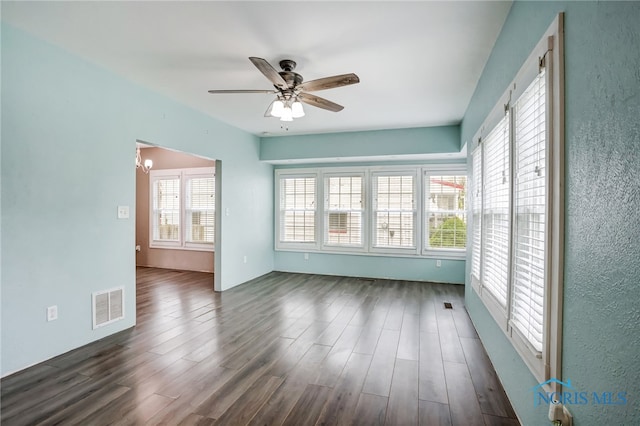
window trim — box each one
[322,171,367,252]
[149,167,215,252]
[274,170,320,251]
[370,170,419,255]
[470,14,564,385]
[275,164,467,260]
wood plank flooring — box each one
[1,267,518,425]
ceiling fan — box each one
[208,57,360,122]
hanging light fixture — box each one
[267,98,285,118]
[266,95,304,122]
[136,147,153,173]
[291,98,305,118]
[280,103,294,122]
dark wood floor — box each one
[1,268,518,425]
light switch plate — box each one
[117,206,130,219]
[47,305,58,321]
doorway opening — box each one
[135,142,220,293]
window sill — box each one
[149,244,214,253]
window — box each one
[324,175,363,247]
[471,15,563,382]
[373,173,416,249]
[279,175,317,245]
[471,150,482,281]
[149,167,215,251]
[481,113,511,309]
[152,176,180,243]
[424,174,467,252]
[276,166,465,257]
[186,176,215,245]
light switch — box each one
[117,206,130,219]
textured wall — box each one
[463,2,640,424]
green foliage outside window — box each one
[429,216,466,248]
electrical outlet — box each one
[436,260,442,267]
[47,305,58,322]
[304,253,309,260]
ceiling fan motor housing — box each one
[278,60,303,88]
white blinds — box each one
[325,176,363,246]
[510,69,547,352]
[153,178,180,241]
[373,174,415,248]
[280,177,316,242]
[186,177,215,244]
[471,150,482,280]
[481,114,510,308]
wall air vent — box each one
[92,287,124,329]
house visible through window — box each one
[150,167,215,251]
[425,175,467,251]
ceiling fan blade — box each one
[249,57,288,89]
[208,89,276,94]
[298,93,344,112]
[297,73,360,92]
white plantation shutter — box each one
[471,149,482,280]
[149,167,215,250]
[280,176,317,243]
[152,177,180,242]
[373,174,416,248]
[325,176,363,247]
[186,176,215,245]
[510,69,547,352]
[481,114,510,308]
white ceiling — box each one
[2,1,512,137]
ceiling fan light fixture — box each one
[291,100,305,118]
[270,99,285,118]
[280,106,293,122]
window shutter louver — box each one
[186,176,215,245]
[325,176,363,246]
[510,69,547,352]
[481,114,510,308]
[471,150,482,280]
[152,178,180,242]
[373,174,416,248]
[280,177,317,243]
[149,167,215,250]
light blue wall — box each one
[261,125,461,162]
[463,2,640,424]
[268,126,466,284]
[276,252,464,284]
[0,25,274,376]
